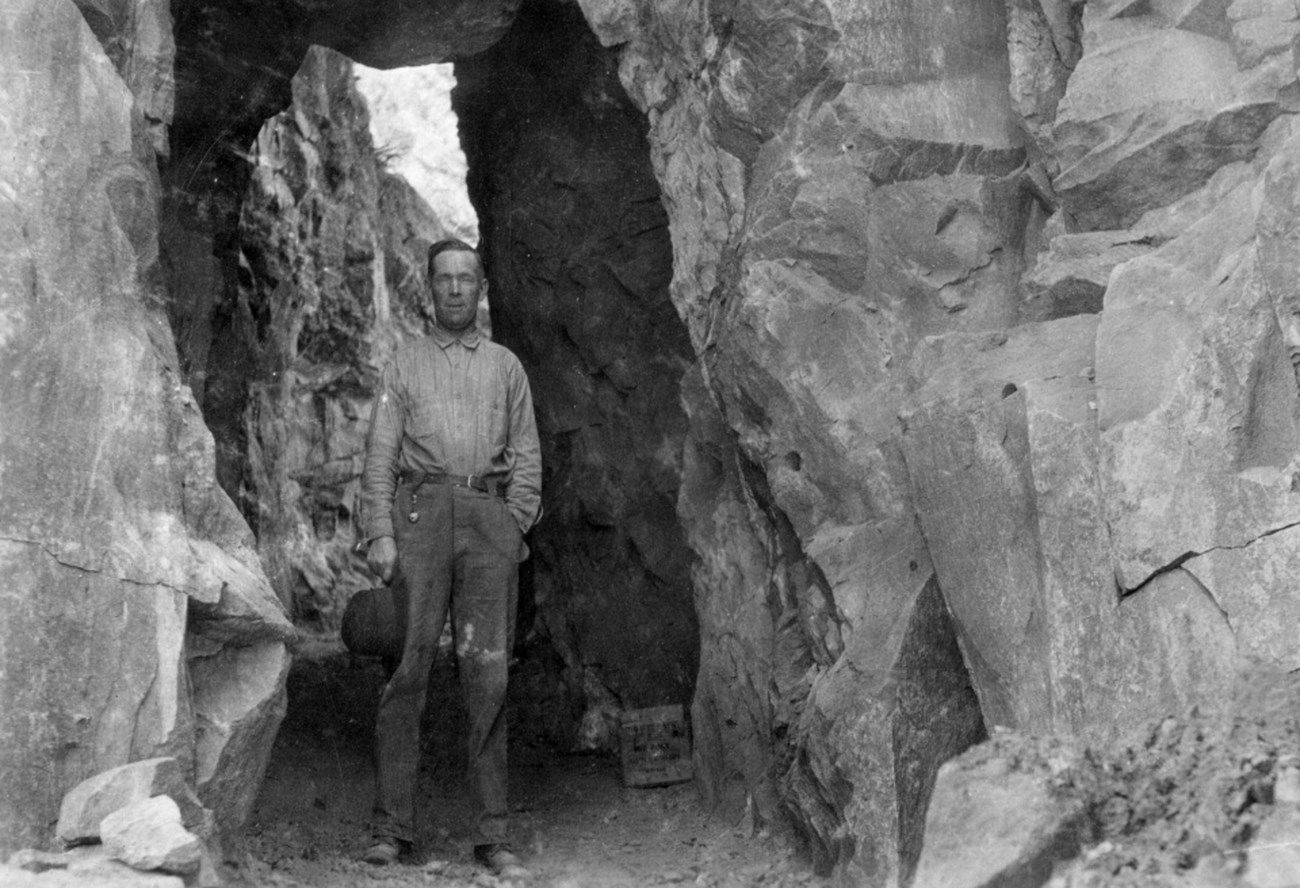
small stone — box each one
[1274,766,1300,806]
[101,796,203,875]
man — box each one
[359,238,541,878]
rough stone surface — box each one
[678,367,784,823]
[1021,230,1153,322]
[56,758,211,846]
[69,0,174,155]
[235,44,446,629]
[1228,0,1300,69]
[610,0,1300,881]
[783,577,986,883]
[912,737,1087,888]
[1049,22,1290,231]
[903,317,1104,735]
[189,640,290,831]
[1242,807,1300,888]
[1098,179,1300,594]
[455,1,699,726]
[15,0,1300,884]
[1,0,286,855]
[100,795,202,875]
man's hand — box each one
[367,536,397,583]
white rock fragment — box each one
[101,796,202,875]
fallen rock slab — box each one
[912,733,1087,888]
[57,758,211,846]
[101,796,202,875]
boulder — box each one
[57,758,210,846]
[100,796,201,875]
[911,735,1087,888]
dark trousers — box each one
[372,480,521,847]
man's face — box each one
[429,249,486,331]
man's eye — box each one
[435,275,477,287]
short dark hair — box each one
[427,239,483,278]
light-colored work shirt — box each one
[361,324,542,542]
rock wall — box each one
[1,0,291,853]
[454,0,700,744]
[587,0,1300,882]
[15,0,1300,884]
[238,45,450,628]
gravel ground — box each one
[233,646,824,888]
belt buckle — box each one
[467,473,479,492]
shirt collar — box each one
[431,324,481,349]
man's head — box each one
[426,239,486,332]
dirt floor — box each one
[233,643,825,888]
[230,642,1300,888]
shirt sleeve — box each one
[504,356,543,534]
[361,361,404,542]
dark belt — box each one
[401,470,505,498]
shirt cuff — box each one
[364,521,395,544]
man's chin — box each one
[439,314,475,331]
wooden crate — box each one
[620,704,693,788]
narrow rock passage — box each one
[237,646,824,888]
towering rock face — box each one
[1,0,292,853]
[595,0,1300,881]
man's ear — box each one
[479,278,490,301]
